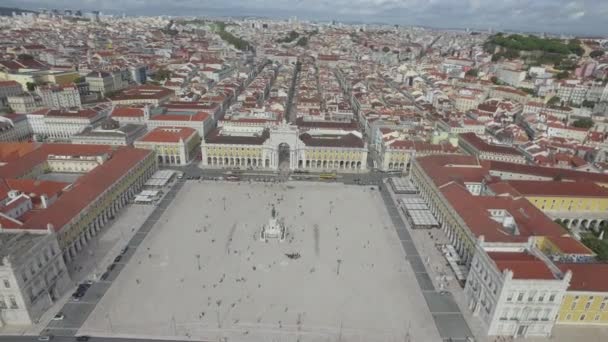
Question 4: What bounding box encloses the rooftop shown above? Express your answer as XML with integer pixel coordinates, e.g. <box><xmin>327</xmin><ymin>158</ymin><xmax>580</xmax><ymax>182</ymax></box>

<box><xmin>138</xmin><ymin>127</ymin><xmax>197</xmax><ymax>143</ymax></box>
<box><xmin>557</xmin><ymin>263</ymin><xmax>608</xmax><ymax>292</ymax></box>
<box><xmin>488</xmin><ymin>251</ymin><xmax>557</xmax><ymax>280</ymax></box>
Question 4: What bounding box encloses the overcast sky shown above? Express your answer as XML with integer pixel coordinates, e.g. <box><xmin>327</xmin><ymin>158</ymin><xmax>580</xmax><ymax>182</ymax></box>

<box><xmin>4</xmin><ymin>0</ymin><xmax>608</xmax><ymax>35</ymax></box>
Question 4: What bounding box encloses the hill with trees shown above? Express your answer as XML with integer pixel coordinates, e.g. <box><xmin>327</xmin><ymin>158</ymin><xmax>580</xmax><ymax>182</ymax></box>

<box><xmin>484</xmin><ymin>33</ymin><xmax>583</xmax><ymax>68</ymax></box>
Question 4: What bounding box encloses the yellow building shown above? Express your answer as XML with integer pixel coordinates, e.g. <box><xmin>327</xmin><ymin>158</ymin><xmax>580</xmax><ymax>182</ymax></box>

<box><xmin>556</xmin><ymin>263</ymin><xmax>608</xmax><ymax>325</ymax></box>
<box><xmin>533</xmin><ymin>236</ymin><xmax>595</xmax><ymax>262</ymax></box>
<box><xmin>488</xmin><ymin>180</ymin><xmax>608</xmax><ymax>230</ymax></box>
<box><xmin>135</xmin><ymin>127</ymin><xmax>201</xmax><ymax>166</ymax></box>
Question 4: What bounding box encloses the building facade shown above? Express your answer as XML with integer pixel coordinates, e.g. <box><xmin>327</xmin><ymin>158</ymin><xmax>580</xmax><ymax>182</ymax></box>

<box><xmin>36</xmin><ymin>85</ymin><xmax>81</xmax><ymax>109</ymax></box>
<box><xmin>465</xmin><ymin>241</ymin><xmax>571</xmax><ymax>338</ymax></box>
<box><xmin>0</xmin><ymin>231</ymin><xmax>71</xmax><ymax>326</ymax></box>
<box><xmin>135</xmin><ymin>127</ymin><xmax>201</xmax><ymax>166</ymax></box>
<box><xmin>202</xmin><ymin>123</ymin><xmax>368</xmax><ymax>172</ymax></box>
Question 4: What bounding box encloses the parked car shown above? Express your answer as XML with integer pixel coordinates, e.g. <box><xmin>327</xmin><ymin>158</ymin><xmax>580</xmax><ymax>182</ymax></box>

<box><xmin>52</xmin><ymin>313</ymin><xmax>64</xmax><ymax>321</ymax></box>
<box><xmin>120</xmin><ymin>246</ymin><xmax>129</xmax><ymax>255</ymax></box>
<box><xmin>100</xmin><ymin>271</ymin><xmax>110</xmax><ymax>281</ymax></box>
<box><xmin>107</xmin><ymin>263</ymin><xmax>116</xmax><ymax>271</ymax></box>
<box><xmin>37</xmin><ymin>335</ymin><xmax>53</xmax><ymax>341</ymax></box>
<box><xmin>75</xmin><ymin>336</ymin><xmax>90</xmax><ymax>341</ymax></box>
<box><xmin>114</xmin><ymin>255</ymin><xmax>122</xmax><ymax>263</ymax></box>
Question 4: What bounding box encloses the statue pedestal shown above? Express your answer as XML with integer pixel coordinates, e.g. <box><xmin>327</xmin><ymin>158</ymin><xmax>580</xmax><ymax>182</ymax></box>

<box><xmin>260</xmin><ymin>217</ymin><xmax>286</xmax><ymax>242</ymax></box>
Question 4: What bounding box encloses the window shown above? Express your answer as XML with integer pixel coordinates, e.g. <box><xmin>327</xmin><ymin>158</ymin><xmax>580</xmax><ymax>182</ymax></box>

<box><xmin>571</xmin><ymin>301</ymin><xmax>578</xmax><ymax>310</ymax></box>
<box><xmin>595</xmin><ymin>314</ymin><xmax>601</xmax><ymax>321</ymax></box>
<box><xmin>9</xmin><ymin>295</ymin><xmax>18</xmax><ymax>309</ymax></box>
<box><xmin>511</xmin><ymin>308</ymin><xmax>520</xmax><ymax>320</ymax></box>
<box><xmin>549</xmin><ymin>293</ymin><xmax>556</xmax><ymax>302</ymax></box>
<box><xmin>517</xmin><ymin>292</ymin><xmax>524</xmax><ymax>302</ymax></box>
<box><xmin>21</xmin><ymin>272</ymin><xmax>28</xmax><ymax>283</ymax></box>
<box><xmin>580</xmin><ymin>314</ymin><xmax>586</xmax><ymax>321</ymax></box>
<box><xmin>566</xmin><ymin>313</ymin><xmax>572</xmax><ymax>320</ymax></box>
<box><xmin>506</xmin><ymin>292</ymin><xmax>514</xmax><ymax>301</ymax></box>
<box><xmin>528</xmin><ymin>291</ymin><xmax>536</xmax><ymax>302</ymax></box>
<box><xmin>601</xmin><ymin>302</ymin><xmax>607</xmax><ymax>311</ymax></box>
<box><xmin>2</xmin><ymin>279</ymin><xmax>9</xmax><ymax>288</ymax></box>
<box><xmin>0</xmin><ymin>296</ymin><xmax>6</xmax><ymax>308</ymax></box>
<box><xmin>585</xmin><ymin>302</ymin><xmax>591</xmax><ymax>310</ymax></box>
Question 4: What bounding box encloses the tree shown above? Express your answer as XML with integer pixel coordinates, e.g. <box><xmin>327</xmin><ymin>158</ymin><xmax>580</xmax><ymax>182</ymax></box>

<box><xmin>465</xmin><ymin>69</ymin><xmax>478</xmax><ymax>77</ymax></box>
<box><xmin>547</xmin><ymin>96</ymin><xmax>561</xmax><ymax>106</ymax></box>
<box><xmin>555</xmin><ymin>71</ymin><xmax>569</xmax><ymax>80</ymax></box>
<box><xmin>490</xmin><ymin>76</ymin><xmax>499</xmax><ymax>84</ymax></box>
<box><xmin>572</xmin><ymin>117</ymin><xmax>594</xmax><ymax>129</ymax></box>
<box><xmin>296</xmin><ymin>37</ymin><xmax>308</xmax><ymax>47</ymax></box>
<box><xmin>581</xmin><ymin>235</ymin><xmax>608</xmax><ymax>261</ymax></box>
<box><xmin>582</xmin><ymin>100</ymin><xmax>596</xmax><ymax>108</ymax></box>
<box><xmin>382</xmin><ymin>46</ymin><xmax>390</xmax><ymax>53</ymax></box>
<box><xmin>26</xmin><ymin>82</ymin><xmax>36</xmax><ymax>91</ymax></box>
<box><xmin>590</xmin><ymin>50</ymin><xmax>605</xmax><ymax>59</ymax></box>
<box><xmin>153</xmin><ymin>69</ymin><xmax>171</xmax><ymax>81</ymax></box>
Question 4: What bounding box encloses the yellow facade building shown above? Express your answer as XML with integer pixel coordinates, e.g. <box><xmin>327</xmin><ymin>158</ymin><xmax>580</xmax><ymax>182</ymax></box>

<box><xmin>556</xmin><ymin>263</ymin><xmax>608</xmax><ymax>325</ymax></box>
<box><xmin>488</xmin><ymin>180</ymin><xmax>608</xmax><ymax>230</ymax></box>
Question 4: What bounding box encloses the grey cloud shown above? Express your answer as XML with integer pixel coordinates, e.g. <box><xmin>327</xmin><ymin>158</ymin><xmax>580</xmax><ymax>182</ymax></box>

<box><xmin>4</xmin><ymin>0</ymin><xmax>608</xmax><ymax>35</ymax></box>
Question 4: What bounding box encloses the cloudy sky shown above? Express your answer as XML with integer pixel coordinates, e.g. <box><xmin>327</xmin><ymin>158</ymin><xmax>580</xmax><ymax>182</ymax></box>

<box><xmin>4</xmin><ymin>0</ymin><xmax>608</xmax><ymax>35</ymax></box>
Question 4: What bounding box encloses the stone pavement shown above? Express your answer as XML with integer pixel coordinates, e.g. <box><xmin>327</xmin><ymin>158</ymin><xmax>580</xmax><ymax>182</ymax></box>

<box><xmin>380</xmin><ymin>179</ymin><xmax>476</xmax><ymax>342</ymax></box>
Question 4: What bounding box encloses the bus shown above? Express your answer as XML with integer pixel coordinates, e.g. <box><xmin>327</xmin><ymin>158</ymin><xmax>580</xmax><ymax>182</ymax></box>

<box><xmin>319</xmin><ymin>173</ymin><xmax>337</xmax><ymax>180</ymax></box>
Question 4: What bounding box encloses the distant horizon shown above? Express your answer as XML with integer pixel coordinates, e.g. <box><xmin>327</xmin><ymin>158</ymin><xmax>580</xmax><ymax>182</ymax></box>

<box><xmin>2</xmin><ymin>0</ymin><xmax>608</xmax><ymax>37</ymax></box>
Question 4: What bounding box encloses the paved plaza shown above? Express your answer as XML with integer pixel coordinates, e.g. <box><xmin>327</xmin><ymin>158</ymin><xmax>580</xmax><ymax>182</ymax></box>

<box><xmin>79</xmin><ymin>181</ymin><xmax>442</xmax><ymax>342</ymax></box>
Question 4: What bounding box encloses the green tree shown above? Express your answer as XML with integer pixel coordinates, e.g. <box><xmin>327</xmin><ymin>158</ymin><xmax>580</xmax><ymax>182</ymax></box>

<box><xmin>555</xmin><ymin>71</ymin><xmax>569</xmax><ymax>80</ymax></box>
<box><xmin>581</xmin><ymin>235</ymin><xmax>608</xmax><ymax>261</ymax></box>
<box><xmin>296</xmin><ymin>37</ymin><xmax>308</xmax><ymax>47</ymax></box>
<box><xmin>572</xmin><ymin>117</ymin><xmax>594</xmax><ymax>129</ymax></box>
<box><xmin>382</xmin><ymin>46</ymin><xmax>390</xmax><ymax>53</ymax></box>
<box><xmin>582</xmin><ymin>100</ymin><xmax>596</xmax><ymax>108</ymax></box>
<box><xmin>547</xmin><ymin>96</ymin><xmax>561</xmax><ymax>106</ymax></box>
<box><xmin>153</xmin><ymin>69</ymin><xmax>171</xmax><ymax>81</ymax></box>
<box><xmin>465</xmin><ymin>69</ymin><xmax>478</xmax><ymax>77</ymax></box>
<box><xmin>26</xmin><ymin>82</ymin><xmax>36</xmax><ymax>91</ymax></box>
<box><xmin>590</xmin><ymin>50</ymin><xmax>605</xmax><ymax>59</ymax></box>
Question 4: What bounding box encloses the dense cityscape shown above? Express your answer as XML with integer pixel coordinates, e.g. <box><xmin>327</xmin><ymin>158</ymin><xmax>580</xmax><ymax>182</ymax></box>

<box><xmin>0</xmin><ymin>3</ymin><xmax>608</xmax><ymax>342</ymax></box>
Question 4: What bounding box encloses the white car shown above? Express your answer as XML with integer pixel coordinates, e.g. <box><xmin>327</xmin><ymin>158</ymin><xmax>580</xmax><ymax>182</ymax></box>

<box><xmin>52</xmin><ymin>313</ymin><xmax>64</xmax><ymax>321</ymax></box>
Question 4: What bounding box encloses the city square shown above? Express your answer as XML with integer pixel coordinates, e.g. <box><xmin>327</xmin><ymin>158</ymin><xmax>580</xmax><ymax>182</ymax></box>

<box><xmin>79</xmin><ymin>180</ymin><xmax>442</xmax><ymax>342</ymax></box>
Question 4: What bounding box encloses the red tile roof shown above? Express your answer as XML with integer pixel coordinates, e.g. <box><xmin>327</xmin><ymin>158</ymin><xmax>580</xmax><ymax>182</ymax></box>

<box><xmin>557</xmin><ymin>263</ymin><xmax>608</xmax><ymax>292</ymax></box>
<box><xmin>460</xmin><ymin>133</ymin><xmax>524</xmax><ymax>156</ymax></box>
<box><xmin>489</xmin><ymin>252</ymin><xmax>556</xmax><ymax>280</ymax></box>
<box><xmin>23</xmin><ymin>147</ymin><xmax>152</xmax><ymax>230</ymax></box>
<box><xmin>546</xmin><ymin>236</ymin><xmax>594</xmax><ymax>255</ymax></box>
<box><xmin>111</xmin><ymin>106</ymin><xmax>146</xmax><ymax>118</ymax></box>
<box><xmin>489</xmin><ymin>161</ymin><xmax>608</xmax><ymax>185</ymax></box>
<box><xmin>0</xmin><ymin>144</ymin><xmax>112</xmax><ymax>179</ymax></box>
<box><xmin>417</xmin><ymin>155</ymin><xmax>568</xmax><ymax>243</ymax></box>
<box><xmin>150</xmin><ymin>111</ymin><xmax>210</xmax><ymax>122</ymax></box>
<box><xmin>499</xmin><ymin>180</ymin><xmax>608</xmax><ymax>198</ymax></box>
<box><xmin>138</xmin><ymin>127</ymin><xmax>197</xmax><ymax>143</ymax></box>
<box><xmin>0</xmin><ymin>143</ymin><xmax>39</xmax><ymax>163</ymax></box>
